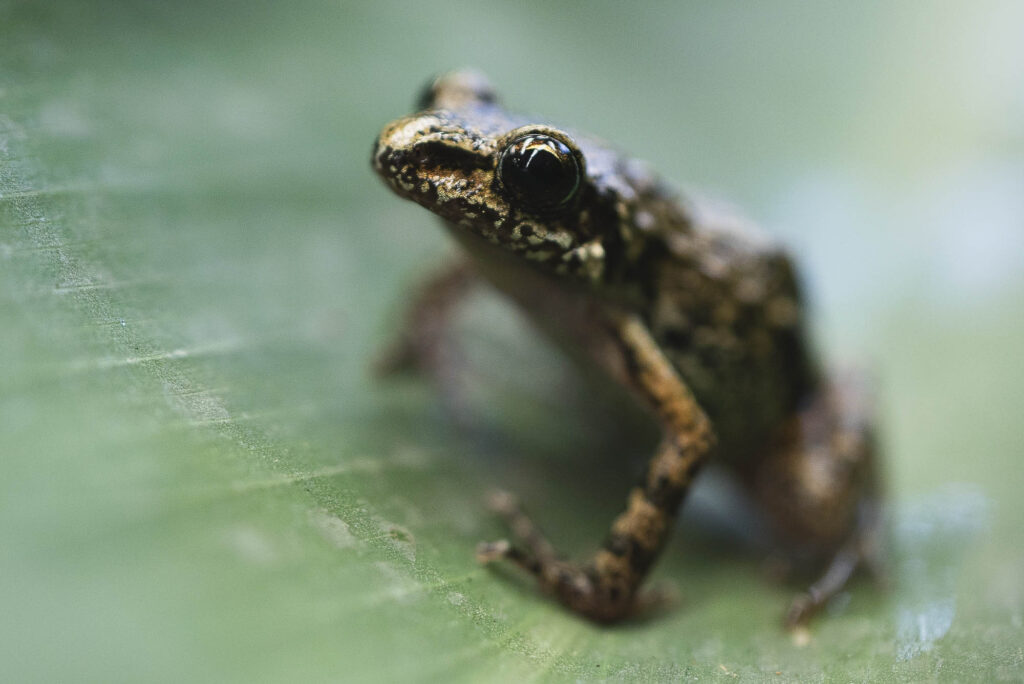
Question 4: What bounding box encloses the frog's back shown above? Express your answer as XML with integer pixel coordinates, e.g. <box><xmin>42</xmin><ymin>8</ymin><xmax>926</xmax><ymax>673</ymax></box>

<box><xmin>642</xmin><ymin>199</ymin><xmax>818</xmax><ymax>461</ymax></box>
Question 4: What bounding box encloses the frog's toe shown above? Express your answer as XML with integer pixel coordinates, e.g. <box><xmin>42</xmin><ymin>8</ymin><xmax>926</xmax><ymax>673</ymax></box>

<box><xmin>475</xmin><ymin>539</ymin><xmax>512</xmax><ymax>564</ymax></box>
<box><xmin>483</xmin><ymin>491</ymin><xmax>558</xmax><ymax>562</ymax></box>
<box><xmin>784</xmin><ymin>592</ymin><xmax>817</xmax><ymax>629</ymax></box>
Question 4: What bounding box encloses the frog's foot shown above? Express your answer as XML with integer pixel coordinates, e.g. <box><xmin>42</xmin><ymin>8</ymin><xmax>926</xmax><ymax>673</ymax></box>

<box><xmin>479</xmin><ymin>525</ymin><xmax>682</xmax><ymax>624</ymax></box>
<box><xmin>476</xmin><ymin>452</ymin><xmax>702</xmax><ymax>623</ymax></box>
<box><xmin>753</xmin><ymin>370</ymin><xmax>886</xmax><ymax>628</ymax></box>
<box><xmin>478</xmin><ymin>489</ymin><xmax>641</xmax><ymax>622</ymax></box>
<box><xmin>784</xmin><ymin>497</ymin><xmax>886</xmax><ymax>628</ymax></box>
<box><xmin>476</xmin><ymin>533</ymin><xmax>637</xmax><ymax>622</ymax></box>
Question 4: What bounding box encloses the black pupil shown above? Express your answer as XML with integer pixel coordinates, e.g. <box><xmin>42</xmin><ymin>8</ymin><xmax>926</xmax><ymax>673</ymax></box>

<box><xmin>499</xmin><ymin>135</ymin><xmax>579</xmax><ymax>210</ymax></box>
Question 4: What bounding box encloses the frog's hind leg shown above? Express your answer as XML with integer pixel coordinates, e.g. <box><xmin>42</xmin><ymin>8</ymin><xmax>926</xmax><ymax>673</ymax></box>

<box><xmin>783</xmin><ymin>497</ymin><xmax>884</xmax><ymax>627</ymax></box>
<box><xmin>751</xmin><ymin>371</ymin><xmax>885</xmax><ymax>627</ymax></box>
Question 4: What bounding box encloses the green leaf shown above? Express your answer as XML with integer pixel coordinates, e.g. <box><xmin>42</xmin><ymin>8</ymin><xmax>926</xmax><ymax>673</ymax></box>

<box><xmin>2</xmin><ymin>2</ymin><xmax>1022</xmax><ymax>681</ymax></box>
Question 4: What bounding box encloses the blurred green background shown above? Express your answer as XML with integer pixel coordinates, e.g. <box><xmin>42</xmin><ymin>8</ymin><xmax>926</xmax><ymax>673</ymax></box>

<box><xmin>2</xmin><ymin>1</ymin><xmax>1022</xmax><ymax>681</ymax></box>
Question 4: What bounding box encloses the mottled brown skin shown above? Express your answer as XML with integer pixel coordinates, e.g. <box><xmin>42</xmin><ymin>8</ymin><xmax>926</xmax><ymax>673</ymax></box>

<box><xmin>372</xmin><ymin>70</ymin><xmax>883</xmax><ymax>625</ymax></box>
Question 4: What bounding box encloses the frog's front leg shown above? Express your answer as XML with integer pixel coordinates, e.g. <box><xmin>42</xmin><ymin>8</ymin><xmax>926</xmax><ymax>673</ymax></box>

<box><xmin>376</xmin><ymin>259</ymin><xmax>478</xmax><ymax>417</ymax></box>
<box><xmin>477</xmin><ymin>313</ymin><xmax>715</xmax><ymax>622</ymax></box>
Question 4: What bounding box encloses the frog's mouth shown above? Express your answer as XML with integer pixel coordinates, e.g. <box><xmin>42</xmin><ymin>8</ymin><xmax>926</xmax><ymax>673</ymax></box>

<box><xmin>372</xmin><ymin>115</ymin><xmax>510</xmax><ymax>235</ymax></box>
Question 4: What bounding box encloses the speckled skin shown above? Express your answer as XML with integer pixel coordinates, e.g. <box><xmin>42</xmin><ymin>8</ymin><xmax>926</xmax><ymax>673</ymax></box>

<box><xmin>372</xmin><ymin>71</ymin><xmax>883</xmax><ymax>625</ymax></box>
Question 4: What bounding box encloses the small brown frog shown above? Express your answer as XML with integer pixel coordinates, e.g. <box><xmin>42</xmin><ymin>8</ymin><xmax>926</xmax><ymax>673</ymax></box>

<box><xmin>371</xmin><ymin>70</ymin><xmax>883</xmax><ymax>626</ymax></box>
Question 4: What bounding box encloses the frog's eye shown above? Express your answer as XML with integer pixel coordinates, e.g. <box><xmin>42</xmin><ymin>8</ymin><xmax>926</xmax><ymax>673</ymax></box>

<box><xmin>498</xmin><ymin>133</ymin><xmax>581</xmax><ymax>211</ymax></box>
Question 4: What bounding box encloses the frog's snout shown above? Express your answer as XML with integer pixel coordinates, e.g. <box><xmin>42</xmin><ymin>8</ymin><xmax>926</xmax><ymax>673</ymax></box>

<box><xmin>372</xmin><ymin>113</ymin><xmax>492</xmax><ymax>201</ymax></box>
<box><xmin>371</xmin><ymin>121</ymin><xmax>420</xmax><ymax>198</ymax></box>
<box><xmin>371</xmin><ymin>116</ymin><xmax>431</xmax><ymax>185</ymax></box>
<box><xmin>371</xmin><ymin>126</ymin><xmax>407</xmax><ymax>194</ymax></box>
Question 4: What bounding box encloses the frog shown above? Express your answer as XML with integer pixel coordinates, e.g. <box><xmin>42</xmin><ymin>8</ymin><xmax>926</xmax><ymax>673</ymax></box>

<box><xmin>370</xmin><ymin>70</ymin><xmax>884</xmax><ymax>626</ymax></box>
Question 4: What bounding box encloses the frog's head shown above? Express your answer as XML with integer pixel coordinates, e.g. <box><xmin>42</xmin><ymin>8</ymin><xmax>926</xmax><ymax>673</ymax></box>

<box><xmin>372</xmin><ymin>70</ymin><xmax>609</xmax><ymax>281</ymax></box>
